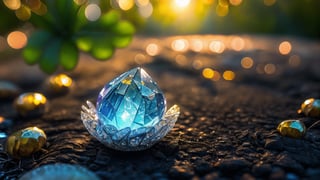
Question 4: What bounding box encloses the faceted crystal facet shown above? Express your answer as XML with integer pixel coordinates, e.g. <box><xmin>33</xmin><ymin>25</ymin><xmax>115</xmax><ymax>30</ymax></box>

<box><xmin>81</xmin><ymin>67</ymin><xmax>180</xmax><ymax>151</ymax></box>
<box><xmin>96</xmin><ymin>67</ymin><xmax>166</xmax><ymax>131</ymax></box>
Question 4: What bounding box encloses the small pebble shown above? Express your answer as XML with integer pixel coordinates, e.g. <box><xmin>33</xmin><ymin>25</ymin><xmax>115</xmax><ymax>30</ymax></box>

<box><xmin>47</xmin><ymin>74</ymin><xmax>73</xmax><ymax>94</ymax></box>
<box><xmin>299</xmin><ymin>98</ymin><xmax>320</xmax><ymax>117</ymax></box>
<box><xmin>14</xmin><ymin>92</ymin><xmax>48</xmax><ymax>117</ymax></box>
<box><xmin>277</xmin><ymin>120</ymin><xmax>306</xmax><ymax>138</ymax></box>
<box><xmin>6</xmin><ymin>127</ymin><xmax>47</xmax><ymax>159</ymax></box>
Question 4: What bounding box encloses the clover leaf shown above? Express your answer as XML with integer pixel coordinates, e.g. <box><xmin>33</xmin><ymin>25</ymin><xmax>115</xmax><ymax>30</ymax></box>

<box><xmin>23</xmin><ymin>0</ymin><xmax>135</xmax><ymax>73</ymax></box>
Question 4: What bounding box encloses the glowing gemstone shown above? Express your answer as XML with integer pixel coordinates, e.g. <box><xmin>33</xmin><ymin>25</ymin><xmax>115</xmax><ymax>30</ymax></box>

<box><xmin>299</xmin><ymin>98</ymin><xmax>320</xmax><ymax>117</ymax></box>
<box><xmin>48</xmin><ymin>74</ymin><xmax>73</xmax><ymax>94</ymax></box>
<box><xmin>81</xmin><ymin>67</ymin><xmax>180</xmax><ymax>151</ymax></box>
<box><xmin>96</xmin><ymin>67</ymin><xmax>166</xmax><ymax>131</ymax></box>
<box><xmin>14</xmin><ymin>92</ymin><xmax>48</xmax><ymax>117</ymax></box>
<box><xmin>6</xmin><ymin>127</ymin><xmax>47</xmax><ymax>159</ymax></box>
<box><xmin>19</xmin><ymin>163</ymin><xmax>100</xmax><ymax>180</ymax></box>
<box><xmin>277</xmin><ymin>120</ymin><xmax>306</xmax><ymax>138</ymax></box>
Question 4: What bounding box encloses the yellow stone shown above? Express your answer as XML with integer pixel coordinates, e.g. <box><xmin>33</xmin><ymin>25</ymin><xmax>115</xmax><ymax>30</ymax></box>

<box><xmin>6</xmin><ymin>127</ymin><xmax>47</xmax><ymax>159</ymax></box>
<box><xmin>277</xmin><ymin>120</ymin><xmax>306</xmax><ymax>138</ymax></box>
<box><xmin>14</xmin><ymin>92</ymin><xmax>48</xmax><ymax>117</ymax></box>
<box><xmin>300</xmin><ymin>98</ymin><xmax>320</xmax><ymax>117</ymax></box>
<box><xmin>48</xmin><ymin>74</ymin><xmax>73</xmax><ymax>94</ymax></box>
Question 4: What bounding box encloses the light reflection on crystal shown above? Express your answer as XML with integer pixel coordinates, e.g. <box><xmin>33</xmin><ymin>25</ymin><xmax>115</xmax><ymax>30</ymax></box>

<box><xmin>82</xmin><ymin>68</ymin><xmax>179</xmax><ymax>151</ymax></box>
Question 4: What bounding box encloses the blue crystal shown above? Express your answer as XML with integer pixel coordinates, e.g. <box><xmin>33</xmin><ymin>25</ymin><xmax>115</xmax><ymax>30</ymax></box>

<box><xmin>96</xmin><ymin>67</ymin><xmax>166</xmax><ymax>131</ymax></box>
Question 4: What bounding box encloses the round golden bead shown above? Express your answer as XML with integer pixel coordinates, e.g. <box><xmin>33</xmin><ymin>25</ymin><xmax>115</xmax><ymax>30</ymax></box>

<box><xmin>277</xmin><ymin>119</ymin><xmax>306</xmax><ymax>138</ymax></box>
<box><xmin>14</xmin><ymin>92</ymin><xmax>48</xmax><ymax>117</ymax></box>
<box><xmin>299</xmin><ymin>98</ymin><xmax>320</xmax><ymax>117</ymax></box>
<box><xmin>48</xmin><ymin>74</ymin><xmax>73</xmax><ymax>94</ymax></box>
<box><xmin>6</xmin><ymin>127</ymin><xmax>47</xmax><ymax>159</ymax></box>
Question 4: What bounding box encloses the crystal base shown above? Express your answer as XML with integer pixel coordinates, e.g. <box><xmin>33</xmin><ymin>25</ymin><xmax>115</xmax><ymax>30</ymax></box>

<box><xmin>81</xmin><ymin>101</ymin><xmax>180</xmax><ymax>151</ymax></box>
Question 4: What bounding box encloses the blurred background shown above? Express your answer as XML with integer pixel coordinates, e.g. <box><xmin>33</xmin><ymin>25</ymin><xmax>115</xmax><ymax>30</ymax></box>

<box><xmin>1</xmin><ymin>0</ymin><xmax>320</xmax><ymax>38</ymax></box>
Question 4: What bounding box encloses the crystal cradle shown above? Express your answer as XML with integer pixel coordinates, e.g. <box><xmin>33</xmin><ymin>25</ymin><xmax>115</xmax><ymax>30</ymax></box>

<box><xmin>81</xmin><ymin>67</ymin><xmax>180</xmax><ymax>151</ymax></box>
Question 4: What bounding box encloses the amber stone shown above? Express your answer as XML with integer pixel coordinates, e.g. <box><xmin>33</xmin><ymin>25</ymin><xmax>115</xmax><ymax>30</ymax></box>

<box><xmin>6</xmin><ymin>127</ymin><xmax>46</xmax><ymax>159</ymax></box>
<box><xmin>47</xmin><ymin>74</ymin><xmax>73</xmax><ymax>94</ymax></box>
<box><xmin>14</xmin><ymin>92</ymin><xmax>48</xmax><ymax>117</ymax></box>
<box><xmin>300</xmin><ymin>98</ymin><xmax>320</xmax><ymax>117</ymax></box>
<box><xmin>277</xmin><ymin>120</ymin><xmax>306</xmax><ymax>138</ymax></box>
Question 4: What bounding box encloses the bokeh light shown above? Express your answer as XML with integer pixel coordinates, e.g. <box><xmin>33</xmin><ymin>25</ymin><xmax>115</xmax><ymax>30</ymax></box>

<box><xmin>134</xmin><ymin>53</ymin><xmax>149</xmax><ymax>64</ymax></box>
<box><xmin>223</xmin><ymin>70</ymin><xmax>235</xmax><ymax>80</ymax></box>
<box><xmin>288</xmin><ymin>55</ymin><xmax>301</xmax><ymax>67</ymax></box>
<box><xmin>119</xmin><ymin>0</ymin><xmax>135</xmax><ymax>11</ymax></box>
<box><xmin>229</xmin><ymin>0</ymin><xmax>242</xmax><ymax>6</ymax></box>
<box><xmin>138</xmin><ymin>2</ymin><xmax>153</xmax><ymax>18</ymax></box>
<box><xmin>146</xmin><ymin>43</ymin><xmax>160</xmax><ymax>56</ymax></box>
<box><xmin>174</xmin><ymin>0</ymin><xmax>191</xmax><ymax>8</ymax></box>
<box><xmin>190</xmin><ymin>39</ymin><xmax>204</xmax><ymax>52</ymax></box>
<box><xmin>192</xmin><ymin>59</ymin><xmax>203</xmax><ymax>70</ymax></box>
<box><xmin>85</xmin><ymin>4</ymin><xmax>101</xmax><ymax>21</ymax></box>
<box><xmin>209</xmin><ymin>40</ymin><xmax>225</xmax><ymax>53</ymax></box>
<box><xmin>171</xmin><ymin>39</ymin><xmax>189</xmax><ymax>52</ymax></box>
<box><xmin>7</xmin><ymin>31</ymin><xmax>27</xmax><ymax>49</ymax></box>
<box><xmin>175</xmin><ymin>54</ymin><xmax>188</xmax><ymax>66</ymax></box>
<box><xmin>202</xmin><ymin>68</ymin><xmax>214</xmax><ymax>79</ymax></box>
<box><xmin>279</xmin><ymin>41</ymin><xmax>292</xmax><ymax>55</ymax></box>
<box><xmin>264</xmin><ymin>63</ymin><xmax>276</xmax><ymax>74</ymax></box>
<box><xmin>241</xmin><ymin>57</ymin><xmax>254</xmax><ymax>69</ymax></box>
<box><xmin>231</xmin><ymin>37</ymin><xmax>245</xmax><ymax>51</ymax></box>
<box><xmin>136</xmin><ymin>0</ymin><xmax>150</xmax><ymax>7</ymax></box>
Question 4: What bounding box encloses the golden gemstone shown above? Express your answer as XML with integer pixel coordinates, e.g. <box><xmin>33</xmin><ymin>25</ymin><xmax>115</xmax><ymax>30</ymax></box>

<box><xmin>6</xmin><ymin>127</ymin><xmax>47</xmax><ymax>159</ymax></box>
<box><xmin>277</xmin><ymin>120</ymin><xmax>306</xmax><ymax>138</ymax></box>
<box><xmin>48</xmin><ymin>74</ymin><xmax>73</xmax><ymax>94</ymax></box>
<box><xmin>299</xmin><ymin>98</ymin><xmax>320</xmax><ymax>117</ymax></box>
<box><xmin>14</xmin><ymin>92</ymin><xmax>48</xmax><ymax>117</ymax></box>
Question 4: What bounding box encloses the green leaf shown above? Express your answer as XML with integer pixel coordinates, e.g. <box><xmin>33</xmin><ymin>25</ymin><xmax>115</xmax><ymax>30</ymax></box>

<box><xmin>39</xmin><ymin>38</ymin><xmax>62</xmax><ymax>74</ymax></box>
<box><xmin>76</xmin><ymin>36</ymin><xmax>93</xmax><ymax>52</ymax></box>
<box><xmin>99</xmin><ymin>10</ymin><xmax>121</xmax><ymax>28</ymax></box>
<box><xmin>112</xmin><ymin>36</ymin><xmax>133</xmax><ymax>48</ymax></box>
<box><xmin>91</xmin><ymin>43</ymin><xmax>114</xmax><ymax>60</ymax></box>
<box><xmin>23</xmin><ymin>30</ymin><xmax>53</xmax><ymax>64</ymax></box>
<box><xmin>112</xmin><ymin>21</ymin><xmax>135</xmax><ymax>36</ymax></box>
<box><xmin>60</xmin><ymin>41</ymin><xmax>79</xmax><ymax>70</ymax></box>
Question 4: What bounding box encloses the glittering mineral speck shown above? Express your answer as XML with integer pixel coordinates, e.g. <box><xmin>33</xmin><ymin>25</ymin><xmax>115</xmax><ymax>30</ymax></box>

<box><xmin>96</xmin><ymin>67</ymin><xmax>166</xmax><ymax>131</ymax></box>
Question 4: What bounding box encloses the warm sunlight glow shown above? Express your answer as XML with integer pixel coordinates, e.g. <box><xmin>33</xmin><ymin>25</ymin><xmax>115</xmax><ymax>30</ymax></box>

<box><xmin>174</xmin><ymin>0</ymin><xmax>191</xmax><ymax>8</ymax></box>
<box><xmin>119</xmin><ymin>0</ymin><xmax>134</xmax><ymax>11</ymax></box>
<box><xmin>7</xmin><ymin>31</ymin><xmax>27</xmax><ymax>49</ymax></box>
<box><xmin>279</xmin><ymin>41</ymin><xmax>292</xmax><ymax>55</ymax></box>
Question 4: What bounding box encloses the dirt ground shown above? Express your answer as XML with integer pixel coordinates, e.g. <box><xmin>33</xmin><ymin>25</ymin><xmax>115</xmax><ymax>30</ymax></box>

<box><xmin>1</xmin><ymin>35</ymin><xmax>320</xmax><ymax>179</ymax></box>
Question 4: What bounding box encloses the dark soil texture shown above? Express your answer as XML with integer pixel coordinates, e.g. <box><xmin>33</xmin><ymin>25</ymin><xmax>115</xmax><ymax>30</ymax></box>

<box><xmin>1</xmin><ymin>35</ymin><xmax>320</xmax><ymax>179</ymax></box>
